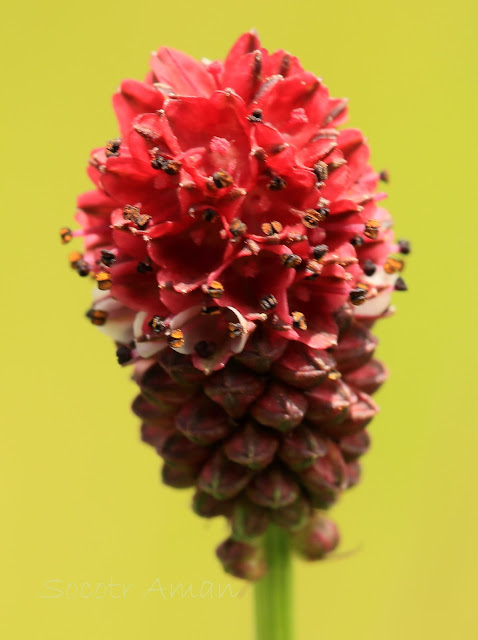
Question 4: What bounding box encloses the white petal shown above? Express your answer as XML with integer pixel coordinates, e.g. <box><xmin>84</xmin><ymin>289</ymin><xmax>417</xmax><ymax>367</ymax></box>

<box><xmin>92</xmin><ymin>291</ymin><xmax>135</xmax><ymax>344</ymax></box>
<box><xmin>227</xmin><ymin>307</ymin><xmax>253</xmax><ymax>355</ymax></box>
<box><xmin>354</xmin><ymin>289</ymin><xmax>393</xmax><ymax>318</ymax></box>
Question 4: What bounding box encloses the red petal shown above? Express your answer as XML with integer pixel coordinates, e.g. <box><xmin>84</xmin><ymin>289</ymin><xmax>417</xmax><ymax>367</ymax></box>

<box><xmin>222</xmin><ymin>49</ymin><xmax>263</xmax><ymax>104</ymax></box>
<box><xmin>150</xmin><ymin>47</ymin><xmax>216</xmax><ymax>97</ymax></box>
<box><xmin>224</xmin><ymin>31</ymin><xmax>261</xmax><ymax>68</ymax></box>
<box><xmin>113</xmin><ymin>80</ymin><xmax>165</xmax><ymax>137</ymax></box>
<box><xmin>110</xmin><ymin>260</ymin><xmax>165</xmax><ymax>313</ymax></box>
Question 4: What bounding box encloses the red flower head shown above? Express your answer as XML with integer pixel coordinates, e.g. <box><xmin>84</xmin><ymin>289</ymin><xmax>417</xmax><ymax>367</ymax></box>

<box><xmin>63</xmin><ymin>31</ymin><xmax>409</xmax><ymax>580</ymax></box>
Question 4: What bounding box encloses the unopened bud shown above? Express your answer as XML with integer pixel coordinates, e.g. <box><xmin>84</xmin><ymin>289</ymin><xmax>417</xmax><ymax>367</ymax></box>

<box><xmin>305</xmin><ymin>379</ymin><xmax>353</xmax><ymax>427</ymax></box>
<box><xmin>272</xmin><ymin>344</ymin><xmax>335</xmax><ymax>389</ymax></box>
<box><xmin>343</xmin><ymin>359</ymin><xmax>387</xmax><ymax>395</ymax></box>
<box><xmin>339</xmin><ymin>430</ymin><xmax>371</xmax><ymax>461</ymax></box>
<box><xmin>293</xmin><ymin>513</ymin><xmax>340</xmax><ymax>559</ymax></box>
<box><xmin>198</xmin><ymin>450</ymin><xmax>252</xmax><ymax>500</ymax></box>
<box><xmin>272</xmin><ymin>496</ymin><xmax>312</xmax><ymax>533</ymax></box>
<box><xmin>140</xmin><ymin>363</ymin><xmax>196</xmax><ymax>406</ymax></box>
<box><xmin>175</xmin><ymin>395</ymin><xmax>232</xmax><ymax>445</ymax></box>
<box><xmin>251</xmin><ymin>382</ymin><xmax>307</xmax><ymax>431</ymax></box>
<box><xmin>140</xmin><ymin>422</ymin><xmax>174</xmax><ymax>450</ymax></box>
<box><xmin>247</xmin><ymin>466</ymin><xmax>299</xmax><ymax>509</ymax></box>
<box><xmin>132</xmin><ymin>393</ymin><xmax>175</xmax><ymax>421</ymax></box>
<box><xmin>321</xmin><ymin>392</ymin><xmax>377</xmax><ymax>438</ymax></box>
<box><xmin>231</xmin><ymin>500</ymin><xmax>269</xmax><ymax>542</ymax></box>
<box><xmin>162</xmin><ymin>463</ymin><xmax>199</xmax><ymax>488</ymax></box>
<box><xmin>331</xmin><ymin>322</ymin><xmax>377</xmax><ymax>372</ymax></box>
<box><xmin>216</xmin><ymin>538</ymin><xmax>266</xmax><ymax>581</ymax></box>
<box><xmin>192</xmin><ymin>490</ymin><xmax>233</xmax><ymax>518</ymax></box>
<box><xmin>234</xmin><ymin>326</ymin><xmax>288</xmax><ymax>373</ymax></box>
<box><xmin>159</xmin><ymin>432</ymin><xmax>209</xmax><ymax>468</ymax></box>
<box><xmin>224</xmin><ymin>421</ymin><xmax>278</xmax><ymax>470</ymax></box>
<box><xmin>299</xmin><ymin>441</ymin><xmax>347</xmax><ymax>508</ymax></box>
<box><xmin>204</xmin><ymin>362</ymin><xmax>266</xmax><ymax>418</ymax></box>
<box><xmin>345</xmin><ymin>460</ymin><xmax>361</xmax><ymax>488</ymax></box>
<box><xmin>279</xmin><ymin>426</ymin><xmax>328</xmax><ymax>471</ymax></box>
<box><xmin>157</xmin><ymin>349</ymin><xmax>206</xmax><ymax>385</ymax></box>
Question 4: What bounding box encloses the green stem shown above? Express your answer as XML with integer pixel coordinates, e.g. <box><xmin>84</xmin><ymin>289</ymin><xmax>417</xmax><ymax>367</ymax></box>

<box><xmin>254</xmin><ymin>525</ymin><xmax>293</xmax><ymax>640</ymax></box>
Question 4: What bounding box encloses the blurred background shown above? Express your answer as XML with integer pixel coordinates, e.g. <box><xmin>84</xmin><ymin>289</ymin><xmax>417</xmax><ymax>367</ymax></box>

<box><xmin>0</xmin><ymin>0</ymin><xmax>477</xmax><ymax>637</ymax></box>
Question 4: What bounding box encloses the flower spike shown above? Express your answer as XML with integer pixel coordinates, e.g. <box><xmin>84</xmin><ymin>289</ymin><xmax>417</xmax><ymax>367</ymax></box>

<box><xmin>64</xmin><ymin>32</ymin><xmax>408</xmax><ymax>581</ymax></box>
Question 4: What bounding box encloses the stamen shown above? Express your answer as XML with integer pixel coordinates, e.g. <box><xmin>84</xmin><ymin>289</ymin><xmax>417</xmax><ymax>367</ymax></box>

<box><xmin>281</xmin><ymin>253</ymin><xmax>302</xmax><ymax>268</ymax></box>
<box><xmin>302</xmin><ymin>208</ymin><xmax>329</xmax><ymax>229</ymax></box>
<box><xmin>123</xmin><ymin>205</ymin><xmax>151</xmax><ymax>230</ymax></box>
<box><xmin>379</xmin><ymin>169</ymin><xmax>390</xmax><ymax>183</ymax></box>
<box><xmin>398</xmin><ymin>239</ymin><xmax>411</xmax><ymax>255</ymax></box>
<box><xmin>96</xmin><ymin>271</ymin><xmax>112</xmax><ymax>290</ymax></box>
<box><xmin>363</xmin><ymin>259</ymin><xmax>376</xmax><ymax>276</ymax></box>
<box><xmin>328</xmin><ymin>158</ymin><xmax>347</xmax><ymax>171</ymax></box>
<box><xmin>313</xmin><ymin>244</ymin><xmax>328</xmax><ymax>260</ymax></box>
<box><xmin>260</xmin><ymin>294</ymin><xmax>278</xmax><ymax>311</ymax></box>
<box><xmin>252</xmin><ymin>147</ymin><xmax>267</xmax><ymax>161</ymax></box>
<box><xmin>305</xmin><ymin>260</ymin><xmax>322</xmax><ymax>280</ymax></box>
<box><xmin>253</xmin><ymin>50</ymin><xmax>262</xmax><ymax>76</ymax></box>
<box><xmin>202</xmin><ymin>208</ymin><xmax>218</xmax><ymax>222</ymax></box>
<box><xmin>364</xmin><ymin>219</ymin><xmax>381</xmax><ymax>240</ymax></box>
<box><xmin>100</xmin><ymin>250</ymin><xmax>116</xmax><ymax>267</ymax></box>
<box><xmin>322</xmin><ymin>99</ymin><xmax>348</xmax><ymax>127</ymax></box>
<box><xmin>60</xmin><ymin>227</ymin><xmax>73</xmax><ymax>244</ymax></box>
<box><xmin>291</xmin><ymin>311</ymin><xmax>307</xmax><ymax>330</ymax></box>
<box><xmin>395</xmin><ymin>277</ymin><xmax>408</xmax><ymax>291</ymax></box>
<box><xmin>229</xmin><ymin>218</ymin><xmax>247</xmax><ymax>237</ymax></box>
<box><xmin>278</xmin><ymin>53</ymin><xmax>290</xmax><ymax>77</ymax></box>
<box><xmin>384</xmin><ymin>257</ymin><xmax>404</xmax><ymax>274</ymax></box>
<box><xmin>212</xmin><ymin>170</ymin><xmax>234</xmax><ymax>189</ymax></box>
<box><xmin>169</xmin><ymin>329</ymin><xmax>185</xmax><ymax>349</ymax></box>
<box><xmin>137</xmin><ymin>261</ymin><xmax>153</xmax><ymax>273</ymax></box>
<box><xmin>349</xmin><ymin>288</ymin><xmax>367</xmax><ymax>305</ymax></box>
<box><xmin>148</xmin><ymin>316</ymin><xmax>167</xmax><ymax>334</ymax></box>
<box><xmin>105</xmin><ymin>138</ymin><xmax>121</xmax><ymax>158</ymax></box>
<box><xmin>248</xmin><ymin>108</ymin><xmax>263</xmax><ymax>123</ymax></box>
<box><xmin>350</xmin><ymin>235</ymin><xmax>364</xmax><ymax>247</ymax></box>
<box><xmin>313</xmin><ymin>160</ymin><xmax>329</xmax><ymax>183</ymax></box>
<box><xmin>328</xmin><ymin>370</ymin><xmax>342</xmax><ymax>381</ymax></box>
<box><xmin>267</xmin><ymin>176</ymin><xmax>286</xmax><ymax>191</ymax></box>
<box><xmin>151</xmin><ymin>155</ymin><xmax>182</xmax><ymax>175</ymax></box>
<box><xmin>285</xmin><ymin>234</ymin><xmax>307</xmax><ymax>245</ymax></box>
<box><xmin>151</xmin><ymin>155</ymin><xmax>166</xmax><ymax>170</ymax></box>
<box><xmin>68</xmin><ymin>251</ymin><xmax>83</xmax><ymax>268</ymax></box>
<box><xmin>228</xmin><ymin>322</ymin><xmax>244</xmax><ymax>338</ymax></box>
<box><xmin>261</xmin><ymin>221</ymin><xmax>283</xmax><ymax>236</ymax></box>
<box><xmin>204</xmin><ymin>281</ymin><xmax>225</xmax><ymax>298</ymax></box>
<box><xmin>194</xmin><ymin>340</ymin><xmax>217</xmax><ymax>358</ymax></box>
<box><xmin>245</xmin><ymin>238</ymin><xmax>260</xmax><ymax>254</ymax></box>
<box><xmin>86</xmin><ymin>308</ymin><xmax>108</xmax><ymax>326</ymax></box>
<box><xmin>135</xmin><ymin>125</ymin><xmax>161</xmax><ymax>143</ymax></box>
<box><xmin>201</xmin><ymin>305</ymin><xmax>222</xmax><ymax>316</ymax></box>
<box><xmin>76</xmin><ymin>260</ymin><xmax>91</xmax><ymax>277</ymax></box>
<box><xmin>162</xmin><ymin>159</ymin><xmax>182</xmax><ymax>175</ymax></box>
<box><xmin>116</xmin><ymin>344</ymin><xmax>132</xmax><ymax>364</ymax></box>
<box><xmin>270</xmin><ymin>143</ymin><xmax>288</xmax><ymax>155</ymax></box>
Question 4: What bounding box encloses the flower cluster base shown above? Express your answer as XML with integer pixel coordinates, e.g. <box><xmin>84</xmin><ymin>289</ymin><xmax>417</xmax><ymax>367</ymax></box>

<box><xmin>134</xmin><ymin>310</ymin><xmax>383</xmax><ymax>579</ymax></box>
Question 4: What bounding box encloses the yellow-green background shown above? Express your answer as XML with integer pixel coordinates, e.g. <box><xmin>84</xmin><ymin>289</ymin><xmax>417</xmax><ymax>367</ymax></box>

<box><xmin>1</xmin><ymin>0</ymin><xmax>476</xmax><ymax>637</ymax></box>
